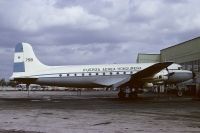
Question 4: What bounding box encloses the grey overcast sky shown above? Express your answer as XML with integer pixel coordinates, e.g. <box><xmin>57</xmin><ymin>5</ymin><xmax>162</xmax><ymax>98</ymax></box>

<box><xmin>0</xmin><ymin>0</ymin><xmax>200</xmax><ymax>79</ymax></box>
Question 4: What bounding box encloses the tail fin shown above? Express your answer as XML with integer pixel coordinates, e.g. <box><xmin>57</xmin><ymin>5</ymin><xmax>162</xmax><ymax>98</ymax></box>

<box><xmin>12</xmin><ymin>42</ymin><xmax>48</xmax><ymax>77</ymax></box>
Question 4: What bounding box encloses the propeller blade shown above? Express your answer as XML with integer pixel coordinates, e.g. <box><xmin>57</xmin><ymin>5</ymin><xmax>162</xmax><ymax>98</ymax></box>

<box><xmin>192</xmin><ymin>71</ymin><xmax>196</xmax><ymax>79</ymax></box>
<box><xmin>168</xmin><ymin>72</ymin><xmax>175</xmax><ymax>77</ymax></box>
<box><xmin>164</xmin><ymin>72</ymin><xmax>175</xmax><ymax>77</ymax></box>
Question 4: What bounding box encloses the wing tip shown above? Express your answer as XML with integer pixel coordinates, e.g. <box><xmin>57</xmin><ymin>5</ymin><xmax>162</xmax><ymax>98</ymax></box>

<box><xmin>161</xmin><ymin>61</ymin><xmax>174</xmax><ymax>68</ymax></box>
<box><xmin>164</xmin><ymin>61</ymin><xmax>174</xmax><ymax>65</ymax></box>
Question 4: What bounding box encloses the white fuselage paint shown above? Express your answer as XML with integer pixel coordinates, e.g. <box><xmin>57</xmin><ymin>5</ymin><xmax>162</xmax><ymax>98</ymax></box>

<box><xmin>21</xmin><ymin>63</ymin><xmax>192</xmax><ymax>88</ymax></box>
<box><xmin>22</xmin><ymin>63</ymin><xmax>150</xmax><ymax>87</ymax></box>
<box><xmin>10</xmin><ymin>43</ymin><xmax>193</xmax><ymax>88</ymax></box>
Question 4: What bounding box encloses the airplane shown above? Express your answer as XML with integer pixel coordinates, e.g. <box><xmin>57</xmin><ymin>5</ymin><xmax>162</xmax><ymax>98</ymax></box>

<box><xmin>10</xmin><ymin>42</ymin><xmax>194</xmax><ymax>99</ymax></box>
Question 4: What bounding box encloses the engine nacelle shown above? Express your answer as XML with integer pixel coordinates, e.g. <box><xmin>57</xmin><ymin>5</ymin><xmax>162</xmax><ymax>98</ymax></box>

<box><xmin>143</xmin><ymin>83</ymin><xmax>154</xmax><ymax>88</ymax></box>
<box><xmin>158</xmin><ymin>75</ymin><xmax>168</xmax><ymax>81</ymax></box>
<box><xmin>153</xmin><ymin>74</ymin><xmax>168</xmax><ymax>81</ymax></box>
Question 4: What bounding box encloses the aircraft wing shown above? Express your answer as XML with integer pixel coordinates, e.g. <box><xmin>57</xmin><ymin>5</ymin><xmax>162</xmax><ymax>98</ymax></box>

<box><xmin>113</xmin><ymin>62</ymin><xmax>173</xmax><ymax>88</ymax></box>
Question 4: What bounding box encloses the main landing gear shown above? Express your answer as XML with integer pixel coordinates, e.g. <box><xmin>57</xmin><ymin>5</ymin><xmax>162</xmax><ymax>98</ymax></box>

<box><xmin>128</xmin><ymin>91</ymin><xmax>138</xmax><ymax>99</ymax></box>
<box><xmin>118</xmin><ymin>88</ymin><xmax>138</xmax><ymax>99</ymax></box>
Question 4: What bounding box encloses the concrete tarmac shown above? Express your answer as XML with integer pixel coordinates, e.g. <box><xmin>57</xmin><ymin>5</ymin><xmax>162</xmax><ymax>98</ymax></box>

<box><xmin>0</xmin><ymin>90</ymin><xmax>200</xmax><ymax>133</ymax></box>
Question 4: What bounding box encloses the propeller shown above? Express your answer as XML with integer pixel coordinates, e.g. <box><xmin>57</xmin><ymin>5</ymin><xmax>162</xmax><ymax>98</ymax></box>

<box><xmin>165</xmin><ymin>67</ymin><xmax>175</xmax><ymax>79</ymax></box>
<box><xmin>168</xmin><ymin>72</ymin><xmax>175</xmax><ymax>77</ymax></box>
<box><xmin>192</xmin><ymin>71</ymin><xmax>196</xmax><ymax>79</ymax></box>
<box><xmin>192</xmin><ymin>71</ymin><xmax>196</xmax><ymax>83</ymax></box>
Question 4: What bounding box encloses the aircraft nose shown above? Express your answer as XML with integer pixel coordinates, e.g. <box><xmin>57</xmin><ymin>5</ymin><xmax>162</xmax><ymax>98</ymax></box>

<box><xmin>192</xmin><ymin>71</ymin><xmax>196</xmax><ymax>79</ymax></box>
<box><xmin>167</xmin><ymin>70</ymin><xmax>194</xmax><ymax>83</ymax></box>
<box><xmin>186</xmin><ymin>71</ymin><xmax>193</xmax><ymax>80</ymax></box>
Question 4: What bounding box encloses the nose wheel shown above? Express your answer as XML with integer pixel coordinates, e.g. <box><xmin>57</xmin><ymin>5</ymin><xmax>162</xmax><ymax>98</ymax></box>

<box><xmin>176</xmin><ymin>85</ymin><xmax>183</xmax><ymax>97</ymax></box>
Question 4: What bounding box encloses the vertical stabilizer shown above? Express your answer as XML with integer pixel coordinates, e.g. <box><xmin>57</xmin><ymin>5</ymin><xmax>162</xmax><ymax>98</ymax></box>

<box><xmin>12</xmin><ymin>42</ymin><xmax>48</xmax><ymax>77</ymax></box>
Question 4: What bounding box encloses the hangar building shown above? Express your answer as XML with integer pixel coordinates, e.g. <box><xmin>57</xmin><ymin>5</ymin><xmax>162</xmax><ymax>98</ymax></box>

<box><xmin>160</xmin><ymin>37</ymin><xmax>200</xmax><ymax>82</ymax></box>
<box><xmin>137</xmin><ymin>53</ymin><xmax>160</xmax><ymax>63</ymax></box>
<box><xmin>137</xmin><ymin>36</ymin><xmax>200</xmax><ymax>94</ymax></box>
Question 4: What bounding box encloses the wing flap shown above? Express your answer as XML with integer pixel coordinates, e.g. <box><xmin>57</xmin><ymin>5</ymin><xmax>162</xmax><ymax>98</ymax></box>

<box><xmin>94</xmin><ymin>76</ymin><xmax>131</xmax><ymax>87</ymax></box>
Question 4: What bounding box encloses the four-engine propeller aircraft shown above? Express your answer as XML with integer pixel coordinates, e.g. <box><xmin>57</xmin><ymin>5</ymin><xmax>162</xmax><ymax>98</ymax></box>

<box><xmin>10</xmin><ymin>42</ymin><xmax>193</xmax><ymax>98</ymax></box>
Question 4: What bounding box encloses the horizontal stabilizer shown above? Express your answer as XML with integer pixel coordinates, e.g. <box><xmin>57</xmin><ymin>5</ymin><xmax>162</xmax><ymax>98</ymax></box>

<box><xmin>13</xmin><ymin>78</ymin><xmax>38</xmax><ymax>84</ymax></box>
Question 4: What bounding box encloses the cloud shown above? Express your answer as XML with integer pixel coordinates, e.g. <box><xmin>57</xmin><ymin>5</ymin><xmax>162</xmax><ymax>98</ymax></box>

<box><xmin>0</xmin><ymin>0</ymin><xmax>200</xmax><ymax>79</ymax></box>
<box><xmin>0</xmin><ymin>0</ymin><xmax>109</xmax><ymax>32</ymax></box>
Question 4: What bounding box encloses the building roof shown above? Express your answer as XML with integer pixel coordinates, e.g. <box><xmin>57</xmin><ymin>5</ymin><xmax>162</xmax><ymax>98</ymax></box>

<box><xmin>161</xmin><ymin>36</ymin><xmax>200</xmax><ymax>51</ymax></box>
<box><xmin>137</xmin><ymin>53</ymin><xmax>160</xmax><ymax>55</ymax></box>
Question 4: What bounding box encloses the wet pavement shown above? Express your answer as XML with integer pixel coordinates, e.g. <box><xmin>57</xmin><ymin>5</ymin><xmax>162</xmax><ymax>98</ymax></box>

<box><xmin>0</xmin><ymin>90</ymin><xmax>200</xmax><ymax>133</ymax></box>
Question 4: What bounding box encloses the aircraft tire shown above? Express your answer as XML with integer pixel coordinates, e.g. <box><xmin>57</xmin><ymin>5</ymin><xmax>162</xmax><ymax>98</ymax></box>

<box><xmin>177</xmin><ymin>90</ymin><xmax>183</xmax><ymax>97</ymax></box>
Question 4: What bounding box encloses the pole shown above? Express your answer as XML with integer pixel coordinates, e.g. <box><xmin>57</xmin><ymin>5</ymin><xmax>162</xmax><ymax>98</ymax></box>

<box><xmin>27</xmin><ymin>84</ymin><xmax>30</xmax><ymax>97</ymax></box>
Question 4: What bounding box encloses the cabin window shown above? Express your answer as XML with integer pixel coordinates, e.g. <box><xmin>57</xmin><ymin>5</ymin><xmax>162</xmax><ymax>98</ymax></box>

<box><xmin>82</xmin><ymin>73</ymin><xmax>84</xmax><ymax>76</ymax></box>
<box><xmin>110</xmin><ymin>72</ymin><xmax>112</xmax><ymax>75</ymax></box>
<box><xmin>59</xmin><ymin>74</ymin><xmax>62</xmax><ymax>77</ymax></box>
<box><xmin>96</xmin><ymin>73</ymin><xmax>98</xmax><ymax>75</ymax></box>
<box><xmin>67</xmin><ymin>74</ymin><xmax>69</xmax><ymax>76</ymax></box>
<box><xmin>74</xmin><ymin>74</ymin><xmax>77</xmax><ymax>76</ymax></box>
<box><xmin>89</xmin><ymin>73</ymin><xmax>91</xmax><ymax>76</ymax></box>
<box><xmin>116</xmin><ymin>72</ymin><xmax>119</xmax><ymax>75</ymax></box>
<box><xmin>123</xmin><ymin>72</ymin><xmax>126</xmax><ymax>74</ymax></box>
<box><xmin>103</xmin><ymin>72</ymin><xmax>105</xmax><ymax>76</ymax></box>
<box><xmin>130</xmin><ymin>71</ymin><xmax>133</xmax><ymax>74</ymax></box>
